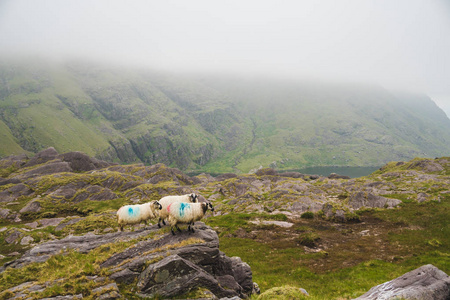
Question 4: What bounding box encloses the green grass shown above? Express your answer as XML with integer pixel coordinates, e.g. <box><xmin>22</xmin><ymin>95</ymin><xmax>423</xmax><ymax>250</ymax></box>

<box><xmin>207</xmin><ymin>198</ymin><xmax>450</xmax><ymax>299</ymax></box>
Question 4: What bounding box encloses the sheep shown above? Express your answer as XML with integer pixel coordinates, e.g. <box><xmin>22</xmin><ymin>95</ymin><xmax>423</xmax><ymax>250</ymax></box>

<box><xmin>166</xmin><ymin>201</ymin><xmax>214</xmax><ymax>235</ymax></box>
<box><xmin>116</xmin><ymin>200</ymin><xmax>162</xmax><ymax>231</ymax></box>
<box><xmin>157</xmin><ymin>193</ymin><xmax>199</xmax><ymax>228</ymax></box>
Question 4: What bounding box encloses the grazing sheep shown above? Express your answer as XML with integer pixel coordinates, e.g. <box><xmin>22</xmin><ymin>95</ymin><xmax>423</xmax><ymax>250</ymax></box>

<box><xmin>157</xmin><ymin>193</ymin><xmax>199</xmax><ymax>228</ymax></box>
<box><xmin>167</xmin><ymin>201</ymin><xmax>214</xmax><ymax>235</ymax></box>
<box><xmin>116</xmin><ymin>200</ymin><xmax>162</xmax><ymax>231</ymax></box>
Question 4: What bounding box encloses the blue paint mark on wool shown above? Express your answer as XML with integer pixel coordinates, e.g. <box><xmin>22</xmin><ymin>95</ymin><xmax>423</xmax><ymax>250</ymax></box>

<box><xmin>179</xmin><ymin>202</ymin><xmax>189</xmax><ymax>217</ymax></box>
<box><xmin>128</xmin><ymin>206</ymin><xmax>140</xmax><ymax>217</ymax></box>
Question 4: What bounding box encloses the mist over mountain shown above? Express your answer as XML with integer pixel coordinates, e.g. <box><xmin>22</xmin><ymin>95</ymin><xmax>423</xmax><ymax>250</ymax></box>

<box><xmin>1</xmin><ymin>59</ymin><xmax>449</xmax><ymax>173</ymax></box>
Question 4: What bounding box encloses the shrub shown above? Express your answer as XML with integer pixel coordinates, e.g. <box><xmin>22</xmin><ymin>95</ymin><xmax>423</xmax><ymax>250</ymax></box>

<box><xmin>300</xmin><ymin>211</ymin><xmax>314</xmax><ymax>219</ymax></box>
<box><xmin>298</xmin><ymin>232</ymin><xmax>320</xmax><ymax>247</ymax></box>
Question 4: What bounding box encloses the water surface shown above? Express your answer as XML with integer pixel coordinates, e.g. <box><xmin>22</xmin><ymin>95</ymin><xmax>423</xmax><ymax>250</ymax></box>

<box><xmin>291</xmin><ymin>166</ymin><xmax>381</xmax><ymax>178</ymax></box>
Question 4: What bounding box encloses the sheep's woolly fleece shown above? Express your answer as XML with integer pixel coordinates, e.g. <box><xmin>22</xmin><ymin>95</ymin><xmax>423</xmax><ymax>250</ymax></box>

<box><xmin>157</xmin><ymin>193</ymin><xmax>199</xmax><ymax>227</ymax></box>
<box><xmin>167</xmin><ymin>202</ymin><xmax>214</xmax><ymax>234</ymax></box>
<box><xmin>117</xmin><ymin>201</ymin><xmax>161</xmax><ymax>231</ymax></box>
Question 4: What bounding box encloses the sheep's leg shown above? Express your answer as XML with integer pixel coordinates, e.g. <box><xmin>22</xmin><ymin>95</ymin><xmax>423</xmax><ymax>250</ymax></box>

<box><xmin>158</xmin><ymin>218</ymin><xmax>162</xmax><ymax>228</ymax></box>
<box><xmin>162</xmin><ymin>219</ymin><xmax>166</xmax><ymax>226</ymax></box>
<box><xmin>119</xmin><ymin>225</ymin><xmax>123</xmax><ymax>232</ymax></box>
<box><xmin>176</xmin><ymin>225</ymin><xmax>182</xmax><ymax>232</ymax></box>
<box><xmin>190</xmin><ymin>222</ymin><xmax>195</xmax><ymax>233</ymax></box>
<box><xmin>171</xmin><ymin>226</ymin><xmax>176</xmax><ymax>235</ymax></box>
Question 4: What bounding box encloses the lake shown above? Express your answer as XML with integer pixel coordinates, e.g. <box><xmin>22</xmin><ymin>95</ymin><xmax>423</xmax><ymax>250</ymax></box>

<box><xmin>190</xmin><ymin>166</ymin><xmax>382</xmax><ymax>178</ymax></box>
<box><xmin>290</xmin><ymin>166</ymin><xmax>381</xmax><ymax>178</ymax></box>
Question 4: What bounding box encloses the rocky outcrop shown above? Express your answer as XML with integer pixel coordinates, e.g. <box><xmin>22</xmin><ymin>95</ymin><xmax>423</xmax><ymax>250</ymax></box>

<box><xmin>57</xmin><ymin>151</ymin><xmax>114</xmax><ymax>172</ymax></box>
<box><xmin>23</xmin><ymin>147</ymin><xmax>59</xmax><ymax>168</ymax></box>
<box><xmin>2</xmin><ymin>223</ymin><xmax>254</xmax><ymax>299</ymax></box>
<box><xmin>348</xmin><ymin>192</ymin><xmax>402</xmax><ymax>210</ymax></box>
<box><xmin>354</xmin><ymin>264</ymin><xmax>450</xmax><ymax>300</ymax></box>
<box><xmin>102</xmin><ymin>223</ymin><xmax>253</xmax><ymax>299</ymax></box>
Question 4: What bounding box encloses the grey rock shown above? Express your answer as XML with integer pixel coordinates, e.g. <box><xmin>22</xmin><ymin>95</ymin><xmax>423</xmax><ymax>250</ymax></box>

<box><xmin>278</xmin><ymin>171</ymin><xmax>305</xmax><ymax>179</ymax></box>
<box><xmin>5</xmin><ymin>230</ymin><xmax>21</xmax><ymax>244</ymax></box>
<box><xmin>1</xmin><ymin>225</ymin><xmax>155</xmax><ymax>271</ymax></box>
<box><xmin>216</xmin><ymin>173</ymin><xmax>238</xmax><ymax>181</ymax></box>
<box><xmin>328</xmin><ymin>173</ymin><xmax>350</xmax><ymax>179</ymax></box>
<box><xmin>354</xmin><ymin>264</ymin><xmax>450</xmax><ymax>300</ymax></box>
<box><xmin>23</xmin><ymin>147</ymin><xmax>59</xmax><ymax>168</ymax></box>
<box><xmin>0</xmin><ymin>154</ymin><xmax>28</xmax><ymax>170</ymax></box>
<box><xmin>408</xmin><ymin>160</ymin><xmax>444</xmax><ymax>173</ymax></box>
<box><xmin>417</xmin><ymin>192</ymin><xmax>430</xmax><ymax>203</ymax></box>
<box><xmin>0</xmin><ymin>208</ymin><xmax>11</xmax><ymax>219</ymax></box>
<box><xmin>39</xmin><ymin>217</ymin><xmax>65</xmax><ymax>228</ymax></box>
<box><xmin>349</xmin><ymin>192</ymin><xmax>402</xmax><ymax>209</ymax></box>
<box><xmin>40</xmin><ymin>295</ymin><xmax>83</xmax><ymax>300</ymax></box>
<box><xmin>16</xmin><ymin>161</ymin><xmax>72</xmax><ymax>179</ymax></box>
<box><xmin>25</xmin><ymin>221</ymin><xmax>39</xmax><ymax>229</ymax></box>
<box><xmin>55</xmin><ymin>217</ymin><xmax>85</xmax><ymax>231</ymax></box>
<box><xmin>0</xmin><ymin>183</ymin><xmax>33</xmax><ymax>203</ymax></box>
<box><xmin>229</xmin><ymin>256</ymin><xmax>253</xmax><ymax>295</ymax></box>
<box><xmin>20</xmin><ymin>236</ymin><xmax>34</xmax><ymax>245</ymax></box>
<box><xmin>92</xmin><ymin>282</ymin><xmax>120</xmax><ymax>300</ymax></box>
<box><xmin>137</xmin><ymin>254</ymin><xmax>238</xmax><ymax>299</ymax></box>
<box><xmin>322</xmin><ymin>203</ymin><xmax>347</xmax><ymax>222</ymax></box>
<box><xmin>57</xmin><ymin>151</ymin><xmax>112</xmax><ymax>172</ymax></box>
<box><xmin>110</xmin><ymin>268</ymin><xmax>140</xmax><ymax>284</ymax></box>
<box><xmin>20</xmin><ymin>200</ymin><xmax>41</xmax><ymax>213</ymax></box>
<box><xmin>0</xmin><ymin>177</ymin><xmax>21</xmax><ymax>186</ymax></box>
<box><xmin>72</xmin><ymin>185</ymin><xmax>118</xmax><ymax>202</ymax></box>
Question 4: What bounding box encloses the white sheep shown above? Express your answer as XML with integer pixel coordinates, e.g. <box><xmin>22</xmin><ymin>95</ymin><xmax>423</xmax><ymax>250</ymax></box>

<box><xmin>116</xmin><ymin>200</ymin><xmax>162</xmax><ymax>231</ymax></box>
<box><xmin>157</xmin><ymin>193</ymin><xmax>199</xmax><ymax>228</ymax></box>
<box><xmin>166</xmin><ymin>201</ymin><xmax>214</xmax><ymax>235</ymax></box>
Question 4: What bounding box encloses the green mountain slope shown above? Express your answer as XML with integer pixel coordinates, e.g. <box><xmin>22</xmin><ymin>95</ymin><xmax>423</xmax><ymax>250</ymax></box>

<box><xmin>0</xmin><ymin>59</ymin><xmax>251</xmax><ymax>172</ymax></box>
<box><xmin>197</xmin><ymin>76</ymin><xmax>450</xmax><ymax>171</ymax></box>
<box><xmin>1</xmin><ymin>59</ymin><xmax>450</xmax><ymax>173</ymax></box>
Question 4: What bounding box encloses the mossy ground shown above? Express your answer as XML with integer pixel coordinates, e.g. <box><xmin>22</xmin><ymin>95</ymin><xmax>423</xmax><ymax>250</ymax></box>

<box><xmin>1</xmin><ymin>157</ymin><xmax>449</xmax><ymax>299</ymax></box>
<box><xmin>205</xmin><ymin>196</ymin><xmax>450</xmax><ymax>299</ymax></box>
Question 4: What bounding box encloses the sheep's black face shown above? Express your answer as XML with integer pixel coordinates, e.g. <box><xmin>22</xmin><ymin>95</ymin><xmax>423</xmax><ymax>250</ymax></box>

<box><xmin>208</xmin><ymin>202</ymin><xmax>214</xmax><ymax>212</ymax></box>
<box><xmin>190</xmin><ymin>193</ymin><xmax>198</xmax><ymax>203</ymax></box>
<box><xmin>154</xmin><ymin>201</ymin><xmax>162</xmax><ymax>210</ymax></box>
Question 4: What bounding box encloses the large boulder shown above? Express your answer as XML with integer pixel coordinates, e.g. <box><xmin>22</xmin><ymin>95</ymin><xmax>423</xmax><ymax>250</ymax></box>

<box><xmin>0</xmin><ymin>154</ymin><xmax>28</xmax><ymax>170</ymax></box>
<box><xmin>23</xmin><ymin>147</ymin><xmax>59</xmax><ymax>168</ymax></box>
<box><xmin>354</xmin><ymin>264</ymin><xmax>450</xmax><ymax>300</ymax></box>
<box><xmin>137</xmin><ymin>254</ymin><xmax>238</xmax><ymax>298</ymax></box>
<box><xmin>348</xmin><ymin>192</ymin><xmax>402</xmax><ymax>210</ymax></box>
<box><xmin>0</xmin><ymin>183</ymin><xmax>34</xmax><ymax>203</ymax></box>
<box><xmin>57</xmin><ymin>152</ymin><xmax>113</xmax><ymax>172</ymax></box>
<box><xmin>408</xmin><ymin>159</ymin><xmax>444</xmax><ymax>173</ymax></box>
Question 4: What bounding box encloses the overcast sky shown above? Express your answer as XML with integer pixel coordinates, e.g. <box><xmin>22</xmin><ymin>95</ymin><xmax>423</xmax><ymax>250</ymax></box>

<box><xmin>1</xmin><ymin>0</ymin><xmax>450</xmax><ymax>116</ymax></box>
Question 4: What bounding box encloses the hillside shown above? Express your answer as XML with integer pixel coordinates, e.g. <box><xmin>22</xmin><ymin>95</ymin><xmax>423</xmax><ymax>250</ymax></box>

<box><xmin>1</xmin><ymin>59</ymin><xmax>450</xmax><ymax>173</ymax></box>
<box><xmin>0</xmin><ymin>148</ymin><xmax>449</xmax><ymax>299</ymax></box>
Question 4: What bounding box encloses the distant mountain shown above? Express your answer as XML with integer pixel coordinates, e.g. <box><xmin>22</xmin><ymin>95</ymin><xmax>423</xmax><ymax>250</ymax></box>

<box><xmin>1</xmin><ymin>59</ymin><xmax>449</xmax><ymax>173</ymax></box>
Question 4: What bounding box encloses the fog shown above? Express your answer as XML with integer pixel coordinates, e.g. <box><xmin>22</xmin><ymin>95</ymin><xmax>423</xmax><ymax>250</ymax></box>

<box><xmin>1</xmin><ymin>0</ymin><xmax>450</xmax><ymax>116</ymax></box>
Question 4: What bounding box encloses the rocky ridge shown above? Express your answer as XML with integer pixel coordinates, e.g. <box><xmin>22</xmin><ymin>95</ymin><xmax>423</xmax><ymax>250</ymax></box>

<box><xmin>1</xmin><ymin>148</ymin><xmax>450</xmax><ymax>299</ymax></box>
